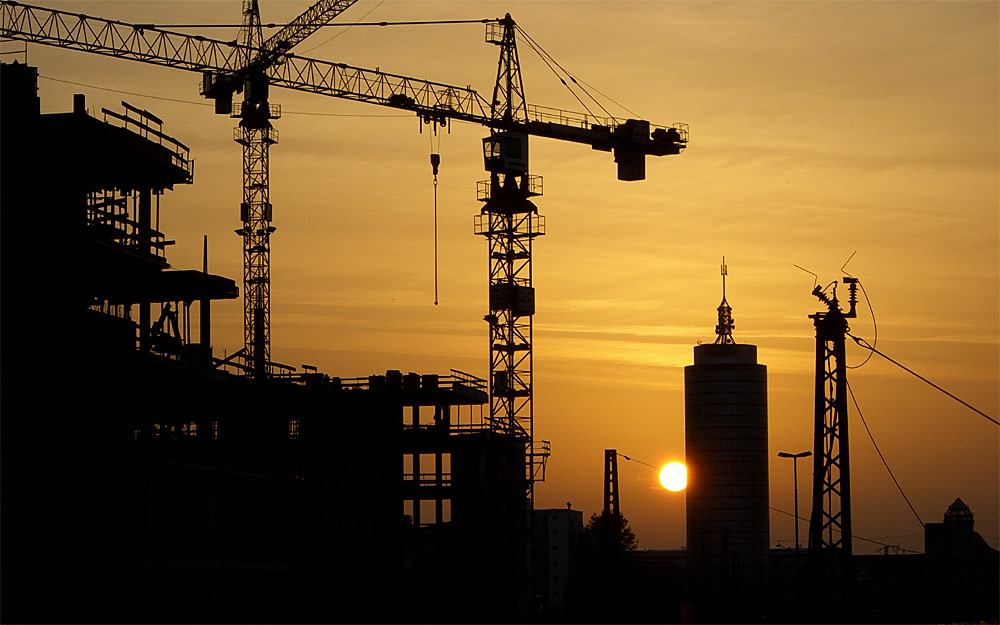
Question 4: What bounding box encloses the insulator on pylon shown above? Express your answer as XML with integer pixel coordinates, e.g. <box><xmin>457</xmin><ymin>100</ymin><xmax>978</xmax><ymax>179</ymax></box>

<box><xmin>844</xmin><ymin>277</ymin><xmax>859</xmax><ymax>317</ymax></box>
<box><xmin>812</xmin><ymin>284</ymin><xmax>833</xmax><ymax>309</ymax></box>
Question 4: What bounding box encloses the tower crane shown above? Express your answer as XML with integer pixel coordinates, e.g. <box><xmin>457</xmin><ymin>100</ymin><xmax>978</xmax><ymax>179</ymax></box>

<box><xmin>203</xmin><ymin>0</ymin><xmax>361</xmax><ymax>379</ymax></box>
<box><xmin>1</xmin><ymin>0</ymin><xmax>688</xmax><ymax>492</ymax></box>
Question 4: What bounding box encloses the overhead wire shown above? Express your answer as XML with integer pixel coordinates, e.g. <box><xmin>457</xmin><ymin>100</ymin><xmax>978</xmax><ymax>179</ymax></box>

<box><xmin>41</xmin><ymin>75</ymin><xmax>214</xmax><ymax>107</ymax></box>
<box><xmin>620</xmin><ymin>453</ymin><xmax>925</xmax><ymax>552</ymax></box>
<box><xmin>768</xmin><ymin>506</ymin><xmax>923</xmax><ymax>554</ymax></box>
<box><xmin>838</xmin><ymin>253</ymin><xmax>876</xmax><ymax>369</ymax></box>
<box><xmin>847</xmin><ymin>380</ymin><xmax>924</xmax><ymax>528</ymax></box>
<box><xmin>615</xmin><ymin>452</ymin><xmax>659</xmax><ymax>470</ymax></box>
<box><xmin>847</xmin><ymin>333</ymin><xmax>999</xmax><ymax>427</ymax></box>
<box><xmin>793</xmin><ymin>263</ymin><xmax>819</xmax><ymax>289</ymax></box>
<box><xmin>847</xmin><ymin>279</ymin><xmax>877</xmax><ymax>369</ymax></box>
<box><xmin>296</xmin><ymin>0</ymin><xmax>384</xmax><ymax>55</ymax></box>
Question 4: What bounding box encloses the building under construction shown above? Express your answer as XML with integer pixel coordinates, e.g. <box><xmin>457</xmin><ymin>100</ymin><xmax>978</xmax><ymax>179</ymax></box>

<box><xmin>0</xmin><ymin>61</ymin><xmax>532</xmax><ymax>623</ymax></box>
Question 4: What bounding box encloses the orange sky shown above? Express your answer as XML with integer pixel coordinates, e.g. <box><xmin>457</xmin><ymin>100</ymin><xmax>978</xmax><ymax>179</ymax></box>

<box><xmin>10</xmin><ymin>0</ymin><xmax>998</xmax><ymax>552</ymax></box>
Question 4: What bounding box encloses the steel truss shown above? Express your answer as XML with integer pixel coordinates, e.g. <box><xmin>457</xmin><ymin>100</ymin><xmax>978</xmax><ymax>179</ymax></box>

<box><xmin>808</xmin><ymin>277</ymin><xmax>858</xmax><ymax>608</ymax></box>
<box><xmin>235</xmin><ymin>119</ymin><xmax>276</xmax><ymax>378</ymax></box>
<box><xmin>475</xmin><ymin>175</ymin><xmax>544</xmax><ymax>443</ymax></box>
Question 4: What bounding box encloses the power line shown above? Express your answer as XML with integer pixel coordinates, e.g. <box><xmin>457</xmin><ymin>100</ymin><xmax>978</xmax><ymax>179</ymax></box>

<box><xmin>768</xmin><ymin>506</ymin><xmax>923</xmax><ymax>554</ymax></box>
<box><xmin>848</xmin><ymin>333</ymin><xmax>999</xmax><ymax>426</ymax></box>
<box><xmin>847</xmin><ymin>380</ymin><xmax>924</xmax><ymax>528</ymax></box>
<box><xmin>615</xmin><ymin>452</ymin><xmax>659</xmax><ymax>470</ymax></box>
<box><xmin>618</xmin><ymin>450</ymin><xmax>925</xmax><ymax>553</ymax></box>
<box><xmin>40</xmin><ymin>75</ymin><xmax>213</xmax><ymax>107</ymax></box>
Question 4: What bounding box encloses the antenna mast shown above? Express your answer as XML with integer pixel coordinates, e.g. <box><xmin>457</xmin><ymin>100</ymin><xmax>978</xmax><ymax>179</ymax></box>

<box><xmin>715</xmin><ymin>256</ymin><xmax>735</xmax><ymax>344</ymax></box>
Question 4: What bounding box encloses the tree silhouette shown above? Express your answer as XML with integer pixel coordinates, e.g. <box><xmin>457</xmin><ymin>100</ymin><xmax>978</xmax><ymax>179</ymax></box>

<box><xmin>579</xmin><ymin>510</ymin><xmax>638</xmax><ymax>553</ymax></box>
<box><xmin>567</xmin><ymin>511</ymin><xmax>639</xmax><ymax>621</ymax></box>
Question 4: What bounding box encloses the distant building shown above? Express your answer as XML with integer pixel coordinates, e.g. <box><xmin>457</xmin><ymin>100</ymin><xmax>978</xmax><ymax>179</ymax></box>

<box><xmin>847</xmin><ymin>498</ymin><xmax>999</xmax><ymax>624</ymax></box>
<box><xmin>921</xmin><ymin>497</ymin><xmax>999</xmax><ymax>623</ymax></box>
<box><xmin>532</xmin><ymin>505</ymin><xmax>583</xmax><ymax>614</ymax></box>
<box><xmin>683</xmin><ymin>262</ymin><xmax>769</xmax><ymax>620</ymax></box>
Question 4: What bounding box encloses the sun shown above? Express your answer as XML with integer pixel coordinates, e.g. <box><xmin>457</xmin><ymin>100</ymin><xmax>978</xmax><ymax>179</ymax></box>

<box><xmin>659</xmin><ymin>462</ymin><xmax>687</xmax><ymax>491</ymax></box>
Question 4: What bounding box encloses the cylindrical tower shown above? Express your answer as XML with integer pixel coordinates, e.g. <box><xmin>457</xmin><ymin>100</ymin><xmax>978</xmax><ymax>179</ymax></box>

<box><xmin>684</xmin><ymin>260</ymin><xmax>769</xmax><ymax>618</ymax></box>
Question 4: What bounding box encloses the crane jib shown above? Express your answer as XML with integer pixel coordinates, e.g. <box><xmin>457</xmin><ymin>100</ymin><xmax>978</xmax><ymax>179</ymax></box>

<box><xmin>0</xmin><ymin>0</ymin><xmax>687</xmax><ymax>181</ymax></box>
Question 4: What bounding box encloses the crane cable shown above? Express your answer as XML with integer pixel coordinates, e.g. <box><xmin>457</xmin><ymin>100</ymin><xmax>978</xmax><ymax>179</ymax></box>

<box><xmin>429</xmin><ymin>126</ymin><xmax>441</xmax><ymax>306</ymax></box>
<box><xmin>515</xmin><ymin>24</ymin><xmax>633</xmax><ymax>121</ymax></box>
<box><xmin>513</xmin><ymin>25</ymin><xmax>599</xmax><ymax>120</ymax></box>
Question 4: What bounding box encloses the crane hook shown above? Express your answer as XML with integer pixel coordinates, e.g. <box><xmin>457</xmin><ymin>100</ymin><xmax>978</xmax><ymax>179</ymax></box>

<box><xmin>430</xmin><ymin>152</ymin><xmax>440</xmax><ymax>306</ymax></box>
<box><xmin>429</xmin><ymin>122</ymin><xmax>443</xmax><ymax>306</ymax></box>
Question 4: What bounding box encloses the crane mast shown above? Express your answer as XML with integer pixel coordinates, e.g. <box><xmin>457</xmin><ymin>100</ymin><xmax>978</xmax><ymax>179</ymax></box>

<box><xmin>234</xmin><ymin>0</ymin><xmax>276</xmax><ymax>378</ymax></box>
<box><xmin>204</xmin><ymin>0</ymin><xmax>359</xmax><ymax>377</ymax></box>
<box><xmin>475</xmin><ymin>14</ymin><xmax>546</xmax><ymax>489</ymax></box>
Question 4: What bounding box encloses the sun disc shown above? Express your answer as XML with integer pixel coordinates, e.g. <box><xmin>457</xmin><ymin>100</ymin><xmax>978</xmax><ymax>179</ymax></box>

<box><xmin>659</xmin><ymin>462</ymin><xmax>687</xmax><ymax>491</ymax></box>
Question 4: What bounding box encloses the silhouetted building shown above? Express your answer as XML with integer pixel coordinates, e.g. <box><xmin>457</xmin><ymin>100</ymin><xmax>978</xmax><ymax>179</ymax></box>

<box><xmin>400</xmin><ymin>379</ymin><xmax>533</xmax><ymax>622</ymax></box>
<box><xmin>766</xmin><ymin>546</ymin><xmax>818</xmax><ymax>621</ymax></box>
<box><xmin>628</xmin><ymin>549</ymin><xmax>690</xmax><ymax>622</ymax></box>
<box><xmin>684</xmin><ymin>264</ymin><xmax>769</xmax><ymax>620</ymax></box>
<box><xmin>1</xmin><ymin>61</ymin><xmax>530</xmax><ymax>623</ymax></box>
<box><xmin>531</xmin><ymin>505</ymin><xmax>583</xmax><ymax>615</ymax></box>
<box><xmin>766</xmin><ymin>497</ymin><xmax>1000</xmax><ymax>624</ymax></box>
<box><xmin>921</xmin><ymin>497</ymin><xmax>999</xmax><ymax>623</ymax></box>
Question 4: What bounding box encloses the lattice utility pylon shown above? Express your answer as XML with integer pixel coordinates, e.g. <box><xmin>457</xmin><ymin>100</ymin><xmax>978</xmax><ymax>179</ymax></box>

<box><xmin>233</xmin><ymin>0</ymin><xmax>278</xmax><ymax>379</ymax></box>
<box><xmin>807</xmin><ymin>276</ymin><xmax>859</xmax><ymax>608</ymax></box>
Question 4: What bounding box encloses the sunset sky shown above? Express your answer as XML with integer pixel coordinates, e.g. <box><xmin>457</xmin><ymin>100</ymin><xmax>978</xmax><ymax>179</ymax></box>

<box><xmin>9</xmin><ymin>0</ymin><xmax>997</xmax><ymax>553</ymax></box>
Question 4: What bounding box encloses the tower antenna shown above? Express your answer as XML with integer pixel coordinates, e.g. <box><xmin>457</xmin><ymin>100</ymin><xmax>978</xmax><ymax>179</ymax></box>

<box><xmin>715</xmin><ymin>256</ymin><xmax>735</xmax><ymax>344</ymax></box>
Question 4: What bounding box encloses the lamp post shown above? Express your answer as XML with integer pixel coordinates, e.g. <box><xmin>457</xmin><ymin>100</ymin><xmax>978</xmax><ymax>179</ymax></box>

<box><xmin>777</xmin><ymin>450</ymin><xmax>812</xmax><ymax>557</ymax></box>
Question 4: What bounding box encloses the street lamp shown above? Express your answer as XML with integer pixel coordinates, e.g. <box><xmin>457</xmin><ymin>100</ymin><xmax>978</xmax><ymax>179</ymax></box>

<box><xmin>777</xmin><ymin>450</ymin><xmax>812</xmax><ymax>557</ymax></box>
